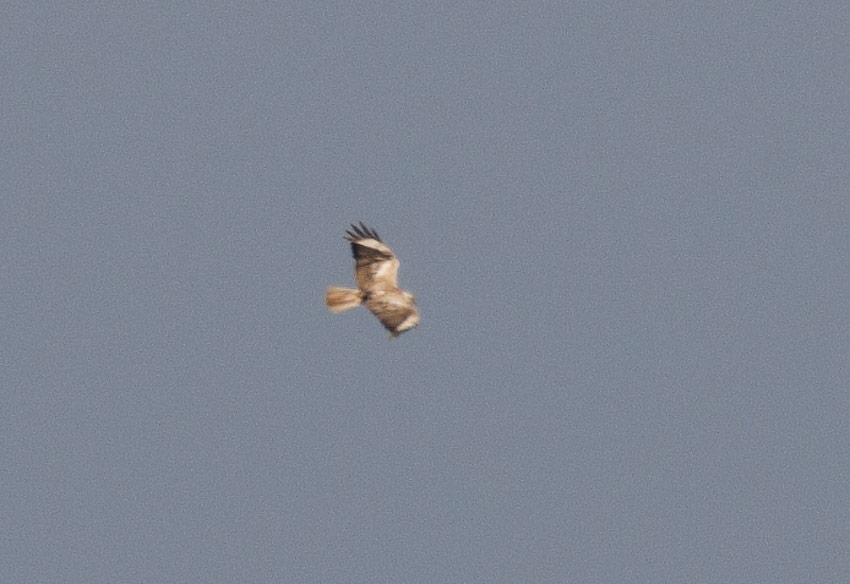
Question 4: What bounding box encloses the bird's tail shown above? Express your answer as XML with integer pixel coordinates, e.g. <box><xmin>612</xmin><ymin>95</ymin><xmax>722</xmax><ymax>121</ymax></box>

<box><xmin>325</xmin><ymin>286</ymin><xmax>363</xmax><ymax>313</ymax></box>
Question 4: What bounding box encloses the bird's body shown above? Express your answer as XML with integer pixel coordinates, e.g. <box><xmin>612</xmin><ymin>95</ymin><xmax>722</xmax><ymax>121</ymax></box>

<box><xmin>325</xmin><ymin>222</ymin><xmax>419</xmax><ymax>337</ymax></box>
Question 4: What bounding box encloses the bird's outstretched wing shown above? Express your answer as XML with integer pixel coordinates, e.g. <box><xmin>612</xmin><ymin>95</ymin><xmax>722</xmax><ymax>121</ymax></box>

<box><xmin>364</xmin><ymin>290</ymin><xmax>420</xmax><ymax>337</ymax></box>
<box><xmin>345</xmin><ymin>222</ymin><xmax>400</xmax><ymax>293</ymax></box>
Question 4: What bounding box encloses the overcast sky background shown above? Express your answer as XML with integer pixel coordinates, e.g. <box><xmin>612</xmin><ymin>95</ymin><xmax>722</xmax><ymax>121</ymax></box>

<box><xmin>3</xmin><ymin>3</ymin><xmax>849</xmax><ymax>583</ymax></box>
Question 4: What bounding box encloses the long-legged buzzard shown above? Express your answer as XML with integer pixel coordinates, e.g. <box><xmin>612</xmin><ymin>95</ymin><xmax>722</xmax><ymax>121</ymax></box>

<box><xmin>325</xmin><ymin>222</ymin><xmax>419</xmax><ymax>337</ymax></box>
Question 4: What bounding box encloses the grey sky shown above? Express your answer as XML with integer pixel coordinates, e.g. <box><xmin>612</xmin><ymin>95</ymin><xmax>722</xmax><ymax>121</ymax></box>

<box><xmin>3</xmin><ymin>2</ymin><xmax>849</xmax><ymax>582</ymax></box>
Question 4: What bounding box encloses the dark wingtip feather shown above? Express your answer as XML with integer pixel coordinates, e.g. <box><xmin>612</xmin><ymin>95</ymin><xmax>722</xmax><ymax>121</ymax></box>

<box><xmin>344</xmin><ymin>222</ymin><xmax>382</xmax><ymax>242</ymax></box>
<box><xmin>363</xmin><ymin>222</ymin><xmax>381</xmax><ymax>241</ymax></box>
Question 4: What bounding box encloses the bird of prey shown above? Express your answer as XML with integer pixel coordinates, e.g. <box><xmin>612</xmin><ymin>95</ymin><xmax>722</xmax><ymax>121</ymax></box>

<box><xmin>325</xmin><ymin>222</ymin><xmax>420</xmax><ymax>337</ymax></box>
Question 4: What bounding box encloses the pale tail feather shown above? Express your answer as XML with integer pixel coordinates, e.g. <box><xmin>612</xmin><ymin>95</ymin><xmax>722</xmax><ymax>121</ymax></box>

<box><xmin>325</xmin><ymin>286</ymin><xmax>363</xmax><ymax>313</ymax></box>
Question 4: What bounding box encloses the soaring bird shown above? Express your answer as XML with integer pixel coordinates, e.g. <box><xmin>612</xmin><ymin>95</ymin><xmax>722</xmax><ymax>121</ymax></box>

<box><xmin>325</xmin><ymin>222</ymin><xmax>420</xmax><ymax>337</ymax></box>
